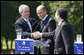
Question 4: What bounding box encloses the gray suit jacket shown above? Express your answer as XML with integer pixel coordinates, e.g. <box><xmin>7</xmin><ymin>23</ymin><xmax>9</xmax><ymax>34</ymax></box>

<box><xmin>42</xmin><ymin>19</ymin><xmax>74</xmax><ymax>54</ymax></box>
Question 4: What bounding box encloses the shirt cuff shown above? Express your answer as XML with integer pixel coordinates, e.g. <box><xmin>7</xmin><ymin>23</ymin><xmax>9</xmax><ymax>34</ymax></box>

<box><xmin>40</xmin><ymin>33</ymin><xmax>42</xmax><ymax>37</ymax></box>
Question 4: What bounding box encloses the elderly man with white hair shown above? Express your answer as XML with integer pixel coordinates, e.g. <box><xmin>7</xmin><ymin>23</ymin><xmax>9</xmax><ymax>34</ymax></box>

<box><xmin>14</xmin><ymin>4</ymin><xmax>40</xmax><ymax>54</ymax></box>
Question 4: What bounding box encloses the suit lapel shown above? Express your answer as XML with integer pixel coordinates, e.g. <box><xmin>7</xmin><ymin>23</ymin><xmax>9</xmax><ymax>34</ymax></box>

<box><xmin>55</xmin><ymin>20</ymin><xmax>65</xmax><ymax>39</ymax></box>
<box><xmin>44</xmin><ymin>15</ymin><xmax>50</xmax><ymax>25</ymax></box>
<box><xmin>41</xmin><ymin>15</ymin><xmax>50</xmax><ymax>30</ymax></box>
<box><xmin>55</xmin><ymin>25</ymin><xmax>61</xmax><ymax>39</ymax></box>
<box><xmin>21</xmin><ymin>18</ymin><xmax>28</xmax><ymax>27</ymax></box>
<box><xmin>21</xmin><ymin>17</ymin><xmax>31</xmax><ymax>32</ymax></box>
<box><xmin>29</xmin><ymin>18</ymin><xmax>32</xmax><ymax>26</ymax></box>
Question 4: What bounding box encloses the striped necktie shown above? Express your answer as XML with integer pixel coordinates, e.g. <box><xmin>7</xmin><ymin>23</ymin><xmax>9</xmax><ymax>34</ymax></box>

<box><xmin>26</xmin><ymin>19</ymin><xmax>32</xmax><ymax>33</ymax></box>
<box><xmin>41</xmin><ymin>20</ymin><xmax>45</xmax><ymax>29</ymax></box>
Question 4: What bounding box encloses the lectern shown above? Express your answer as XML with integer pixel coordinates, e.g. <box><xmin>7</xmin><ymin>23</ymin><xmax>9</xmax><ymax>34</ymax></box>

<box><xmin>15</xmin><ymin>38</ymin><xmax>49</xmax><ymax>54</ymax></box>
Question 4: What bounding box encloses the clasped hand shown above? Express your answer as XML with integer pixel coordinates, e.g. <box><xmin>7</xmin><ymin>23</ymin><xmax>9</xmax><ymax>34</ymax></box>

<box><xmin>32</xmin><ymin>31</ymin><xmax>41</xmax><ymax>39</ymax></box>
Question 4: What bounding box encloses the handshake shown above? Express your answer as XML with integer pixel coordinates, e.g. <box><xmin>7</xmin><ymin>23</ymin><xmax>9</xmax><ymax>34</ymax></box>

<box><xmin>32</xmin><ymin>31</ymin><xmax>42</xmax><ymax>39</ymax></box>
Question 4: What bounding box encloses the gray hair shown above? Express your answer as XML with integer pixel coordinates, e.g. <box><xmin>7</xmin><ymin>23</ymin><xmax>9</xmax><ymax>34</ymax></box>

<box><xmin>36</xmin><ymin>5</ymin><xmax>46</xmax><ymax>11</ymax></box>
<box><xmin>19</xmin><ymin>4</ymin><xmax>29</xmax><ymax>13</ymax></box>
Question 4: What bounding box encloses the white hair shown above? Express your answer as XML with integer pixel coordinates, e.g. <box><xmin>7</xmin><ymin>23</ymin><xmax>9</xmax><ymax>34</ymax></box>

<box><xmin>37</xmin><ymin>5</ymin><xmax>45</xmax><ymax>8</ymax></box>
<box><xmin>36</xmin><ymin>5</ymin><xmax>46</xmax><ymax>11</ymax></box>
<box><xmin>19</xmin><ymin>4</ymin><xmax>29</xmax><ymax>13</ymax></box>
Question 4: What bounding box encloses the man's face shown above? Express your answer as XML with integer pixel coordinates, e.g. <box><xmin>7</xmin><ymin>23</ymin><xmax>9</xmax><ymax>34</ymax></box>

<box><xmin>21</xmin><ymin>7</ymin><xmax>30</xmax><ymax>19</ymax></box>
<box><xmin>37</xmin><ymin>9</ymin><xmax>46</xmax><ymax>20</ymax></box>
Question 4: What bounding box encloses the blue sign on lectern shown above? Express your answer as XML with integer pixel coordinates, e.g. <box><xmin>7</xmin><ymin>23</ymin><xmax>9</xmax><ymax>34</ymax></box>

<box><xmin>15</xmin><ymin>39</ymin><xmax>34</xmax><ymax>52</ymax></box>
<box><xmin>74</xmin><ymin>42</ymin><xmax>83</xmax><ymax>54</ymax></box>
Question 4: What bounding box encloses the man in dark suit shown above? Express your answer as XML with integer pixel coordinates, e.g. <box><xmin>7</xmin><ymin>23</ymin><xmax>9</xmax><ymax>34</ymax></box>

<box><xmin>32</xmin><ymin>8</ymin><xmax>74</xmax><ymax>54</ymax></box>
<box><xmin>36</xmin><ymin>5</ymin><xmax>56</xmax><ymax>54</ymax></box>
<box><xmin>14</xmin><ymin>4</ymin><xmax>39</xmax><ymax>54</ymax></box>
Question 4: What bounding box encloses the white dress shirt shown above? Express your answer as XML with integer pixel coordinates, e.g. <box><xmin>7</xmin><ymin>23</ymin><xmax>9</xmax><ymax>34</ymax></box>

<box><xmin>42</xmin><ymin>14</ymin><xmax>48</xmax><ymax>21</ymax></box>
<box><xmin>58</xmin><ymin>19</ymin><xmax>64</xmax><ymax>26</ymax></box>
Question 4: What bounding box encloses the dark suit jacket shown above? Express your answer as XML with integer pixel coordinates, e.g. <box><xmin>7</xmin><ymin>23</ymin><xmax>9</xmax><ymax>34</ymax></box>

<box><xmin>42</xmin><ymin>19</ymin><xmax>74</xmax><ymax>54</ymax></box>
<box><xmin>40</xmin><ymin>15</ymin><xmax>56</xmax><ymax>54</ymax></box>
<box><xmin>14</xmin><ymin>17</ymin><xmax>39</xmax><ymax>39</ymax></box>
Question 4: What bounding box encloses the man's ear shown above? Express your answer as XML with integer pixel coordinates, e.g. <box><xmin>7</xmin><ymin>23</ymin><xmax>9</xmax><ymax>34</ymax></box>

<box><xmin>44</xmin><ymin>10</ymin><xmax>47</xmax><ymax>14</ymax></box>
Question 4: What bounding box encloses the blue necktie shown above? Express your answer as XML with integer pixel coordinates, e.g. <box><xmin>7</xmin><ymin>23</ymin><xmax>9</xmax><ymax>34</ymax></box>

<box><xmin>26</xmin><ymin>19</ymin><xmax>32</xmax><ymax>33</ymax></box>
<box><xmin>41</xmin><ymin>20</ymin><xmax>45</xmax><ymax>29</ymax></box>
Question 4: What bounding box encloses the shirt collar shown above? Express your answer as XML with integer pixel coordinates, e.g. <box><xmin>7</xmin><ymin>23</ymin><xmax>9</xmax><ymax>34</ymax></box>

<box><xmin>58</xmin><ymin>19</ymin><xmax>64</xmax><ymax>26</ymax></box>
<box><xmin>42</xmin><ymin>14</ymin><xmax>48</xmax><ymax>21</ymax></box>
<box><xmin>22</xmin><ymin>16</ymin><xmax>29</xmax><ymax>21</ymax></box>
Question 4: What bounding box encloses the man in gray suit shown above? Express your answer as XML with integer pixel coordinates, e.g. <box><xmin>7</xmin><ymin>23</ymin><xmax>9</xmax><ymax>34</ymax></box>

<box><xmin>32</xmin><ymin>8</ymin><xmax>74</xmax><ymax>54</ymax></box>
